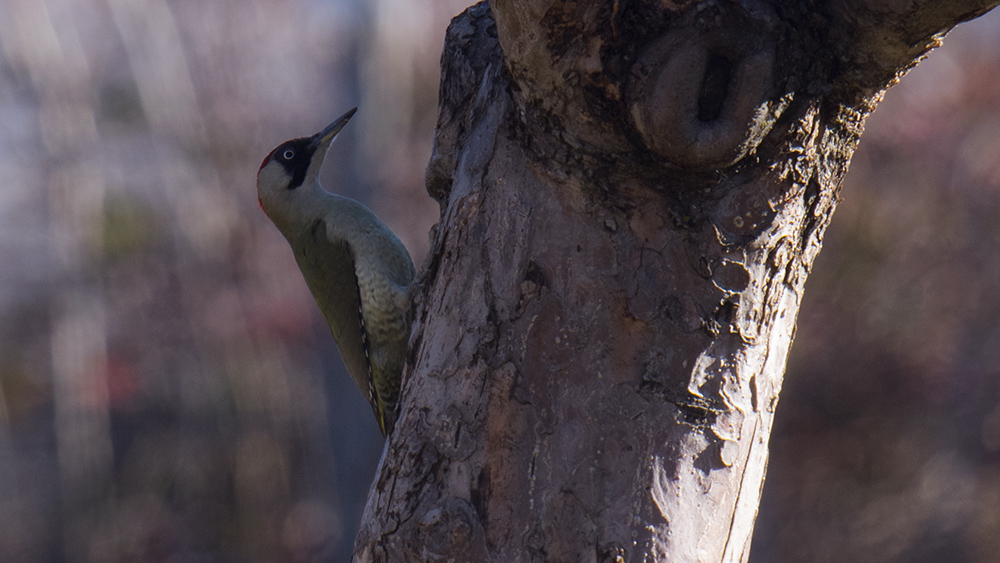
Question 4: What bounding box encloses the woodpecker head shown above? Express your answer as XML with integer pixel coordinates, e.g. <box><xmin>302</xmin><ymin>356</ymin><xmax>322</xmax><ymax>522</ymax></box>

<box><xmin>257</xmin><ymin>107</ymin><xmax>357</xmax><ymax>223</ymax></box>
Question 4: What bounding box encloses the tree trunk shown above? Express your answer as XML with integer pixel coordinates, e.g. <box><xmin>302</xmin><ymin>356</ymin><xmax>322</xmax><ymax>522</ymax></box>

<box><xmin>355</xmin><ymin>1</ymin><xmax>999</xmax><ymax>561</ymax></box>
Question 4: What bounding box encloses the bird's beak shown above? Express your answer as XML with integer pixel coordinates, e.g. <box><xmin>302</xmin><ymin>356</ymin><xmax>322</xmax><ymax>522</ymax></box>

<box><xmin>310</xmin><ymin>107</ymin><xmax>358</xmax><ymax>151</ymax></box>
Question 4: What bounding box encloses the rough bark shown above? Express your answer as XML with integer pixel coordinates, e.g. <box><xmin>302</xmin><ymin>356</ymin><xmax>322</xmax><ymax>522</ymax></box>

<box><xmin>355</xmin><ymin>1</ymin><xmax>999</xmax><ymax>561</ymax></box>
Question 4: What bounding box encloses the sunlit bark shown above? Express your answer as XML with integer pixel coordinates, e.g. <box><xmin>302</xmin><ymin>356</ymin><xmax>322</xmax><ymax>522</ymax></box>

<box><xmin>355</xmin><ymin>0</ymin><xmax>1000</xmax><ymax>561</ymax></box>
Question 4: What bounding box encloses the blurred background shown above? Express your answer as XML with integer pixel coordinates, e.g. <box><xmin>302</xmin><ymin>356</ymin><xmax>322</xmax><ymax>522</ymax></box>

<box><xmin>752</xmin><ymin>12</ymin><xmax>1000</xmax><ymax>563</ymax></box>
<box><xmin>0</xmin><ymin>0</ymin><xmax>465</xmax><ymax>560</ymax></box>
<box><xmin>0</xmin><ymin>0</ymin><xmax>996</xmax><ymax>561</ymax></box>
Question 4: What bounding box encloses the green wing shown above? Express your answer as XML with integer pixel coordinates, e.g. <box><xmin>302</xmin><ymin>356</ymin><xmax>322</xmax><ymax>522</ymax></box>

<box><xmin>293</xmin><ymin>219</ymin><xmax>386</xmax><ymax>432</ymax></box>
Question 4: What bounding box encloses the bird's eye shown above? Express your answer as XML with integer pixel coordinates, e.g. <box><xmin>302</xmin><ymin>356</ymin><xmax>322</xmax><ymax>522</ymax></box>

<box><xmin>282</xmin><ymin>149</ymin><xmax>295</xmax><ymax>160</ymax></box>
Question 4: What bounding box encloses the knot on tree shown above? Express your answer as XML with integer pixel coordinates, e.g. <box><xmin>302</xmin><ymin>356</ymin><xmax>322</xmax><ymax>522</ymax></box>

<box><xmin>628</xmin><ymin>12</ymin><xmax>790</xmax><ymax>169</ymax></box>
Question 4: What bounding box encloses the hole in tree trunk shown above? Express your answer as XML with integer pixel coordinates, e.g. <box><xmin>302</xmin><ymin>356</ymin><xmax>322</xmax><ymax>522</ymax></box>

<box><xmin>697</xmin><ymin>54</ymin><xmax>733</xmax><ymax>122</ymax></box>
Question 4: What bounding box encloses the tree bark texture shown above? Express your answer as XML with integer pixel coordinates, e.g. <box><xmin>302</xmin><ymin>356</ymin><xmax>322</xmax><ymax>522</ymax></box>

<box><xmin>355</xmin><ymin>1</ymin><xmax>999</xmax><ymax>561</ymax></box>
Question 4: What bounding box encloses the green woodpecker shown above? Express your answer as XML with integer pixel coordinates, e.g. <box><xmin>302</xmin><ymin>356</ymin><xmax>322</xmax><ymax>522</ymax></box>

<box><xmin>256</xmin><ymin>108</ymin><xmax>415</xmax><ymax>436</ymax></box>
